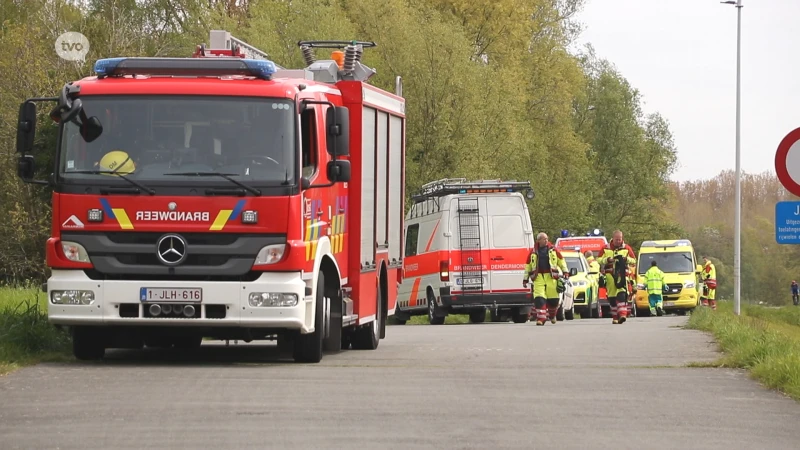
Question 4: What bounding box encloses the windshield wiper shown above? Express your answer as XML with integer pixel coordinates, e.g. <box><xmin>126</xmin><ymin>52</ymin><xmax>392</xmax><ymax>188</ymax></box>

<box><xmin>67</xmin><ymin>170</ymin><xmax>155</xmax><ymax>195</ymax></box>
<box><xmin>164</xmin><ymin>172</ymin><xmax>262</xmax><ymax>196</ymax></box>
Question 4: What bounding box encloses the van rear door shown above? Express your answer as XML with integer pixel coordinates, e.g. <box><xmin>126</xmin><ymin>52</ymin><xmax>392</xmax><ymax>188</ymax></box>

<box><xmin>449</xmin><ymin>197</ymin><xmax>488</xmax><ymax>294</ymax></box>
<box><xmin>485</xmin><ymin>195</ymin><xmax>532</xmax><ymax>294</ymax></box>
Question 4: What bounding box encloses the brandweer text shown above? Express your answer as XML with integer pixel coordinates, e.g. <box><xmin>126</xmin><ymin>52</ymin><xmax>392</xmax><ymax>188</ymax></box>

<box><xmin>136</xmin><ymin>211</ymin><xmax>210</xmax><ymax>221</ymax></box>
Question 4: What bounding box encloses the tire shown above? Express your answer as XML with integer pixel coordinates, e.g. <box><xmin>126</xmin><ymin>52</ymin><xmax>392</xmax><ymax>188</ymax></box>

<box><xmin>591</xmin><ymin>303</ymin><xmax>602</xmax><ymax>319</ymax></box>
<box><xmin>428</xmin><ymin>291</ymin><xmax>445</xmax><ymax>325</ymax></box>
<box><xmin>565</xmin><ymin>306</ymin><xmax>574</xmax><ymax>320</ymax></box>
<box><xmin>73</xmin><ymin>326</ymin><xmax>105</xmax><ymax>361</ymax></box>
<box><xmin>323</xmin><ymin>282</ymin><xmax>343</xmax><ymax>353</ymax></box>
<box><xmin>173</xmin><ymin>335</ymin><xmax>203</xmax><ymax>349</ymax></box>
<box><xmin>556</xmin><ymin>305</ymin><xmax>565</xmax><ymax>321</ymax></box>
<box><xmin>469</xmin><ymin>309</ymin><xmax>486</xmax><ymax>323</ymax></box>
<box><xmin>511</xmin><ymin>307</ymin><xmax>528</xmax><ymax>323</ymax></box>
<box><xmin>293</xmin><ymin>273</ymin><xmax>326</xmax><ymax>363</ymax></box>
<box><xmin>351</xmin><ymin>280</ymin><xmax>382</xmax><ymax>350</ymax></box>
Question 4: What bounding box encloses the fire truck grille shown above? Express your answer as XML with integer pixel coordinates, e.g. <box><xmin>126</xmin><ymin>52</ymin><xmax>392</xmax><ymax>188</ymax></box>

<box><xmin>63</xmin><ymin>232</ymin><xmax>286</xmax><ymax>281</ymax></box>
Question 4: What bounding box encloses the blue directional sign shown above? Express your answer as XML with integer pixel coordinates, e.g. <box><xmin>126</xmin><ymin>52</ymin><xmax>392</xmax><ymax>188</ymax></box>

<box><xmin>775</xmin><ymin>201</ymin><xmax>800</xmax><ymax>244</ymax></box>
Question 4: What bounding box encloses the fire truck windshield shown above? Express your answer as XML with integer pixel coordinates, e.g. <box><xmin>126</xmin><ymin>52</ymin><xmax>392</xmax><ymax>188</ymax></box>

<box><xmin>57</xmin><ymin>95</ymin><xmax>296</xmax><ymax>190</ymax></box>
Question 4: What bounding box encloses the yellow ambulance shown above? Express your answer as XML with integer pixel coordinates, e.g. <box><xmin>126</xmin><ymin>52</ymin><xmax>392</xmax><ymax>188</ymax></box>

<box><xmin>634</xmin><ymin>239</ymin><xmax>703</xmax><ymax>316</ymax></box>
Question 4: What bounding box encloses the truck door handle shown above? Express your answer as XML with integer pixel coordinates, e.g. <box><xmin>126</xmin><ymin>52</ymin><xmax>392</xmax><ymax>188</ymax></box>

<box><xmin>491</xmin><ymin>256</ymin><xmax>504</xmax><ymax>261</ymax></box>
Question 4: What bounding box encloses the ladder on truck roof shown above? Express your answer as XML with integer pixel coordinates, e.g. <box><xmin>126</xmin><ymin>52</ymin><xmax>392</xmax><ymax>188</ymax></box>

<box><xmin>194</xmin><ymin>30</ymin><xmax>286</xmax><ymax>70</ymax></box>
<box><xmin>456</xmin><ymin>197</ymin><xmax>484</xmax><ymax>295</ymax></box>
<box><xmin>411</xmin><ymin>178</ymin><xmax>535</xmax><ymax>204</ymax></box>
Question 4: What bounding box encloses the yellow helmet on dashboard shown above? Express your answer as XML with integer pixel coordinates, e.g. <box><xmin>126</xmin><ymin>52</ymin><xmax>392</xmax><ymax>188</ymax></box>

<box><xmin>99</xmin><ymin>150</ymin><xmax>135</xmax><ymax>175</ymax></box>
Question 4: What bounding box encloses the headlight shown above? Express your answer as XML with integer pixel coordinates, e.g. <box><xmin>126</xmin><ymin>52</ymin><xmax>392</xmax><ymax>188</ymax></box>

<box><xmin>61</xmin><ymin>241</ymin><xmax>90</xmax><ymax>263</ymax></box>
<box><xmin>248</xmin><ymin>292</ymin><xmax>298</xmax><ymax>307</ymax></box>
<box><xmin>253</xmin><ymin>244</ymin><xmax>287</xmax><ymax>265</ymax></box>
<box><xmin>684</xmin><ymin>281</ymin><xmax>695</xmax><ymax>289</ymax></box>
<box><xmin>51</xmin><ymin>290</ymin><xmax>95</xmax><ymax>305</ymax></box>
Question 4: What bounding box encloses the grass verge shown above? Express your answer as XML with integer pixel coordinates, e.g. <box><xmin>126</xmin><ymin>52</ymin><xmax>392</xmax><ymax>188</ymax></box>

<box><xmin>0</xmin><ymin>287</ymin><xmax>71</xmax><ymax>376</ymax></box>
<box><xmin>686</xmin><ymin>301</ymin><xmax>800</xmax><ymax>401</ymax></box>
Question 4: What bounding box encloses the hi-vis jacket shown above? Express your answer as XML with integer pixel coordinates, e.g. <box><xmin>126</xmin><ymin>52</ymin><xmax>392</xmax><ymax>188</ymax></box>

<box><xmin>523</xmin><ymin>243</ymin><xmax>568</xmax><ymax>281</ymax></box>
<box><xmin>645</xmin><ymin>265</ymin><xmax>665</xmax><ymax>295</ymax></box>
<box><xmin>586</xmin><ymin>256</ymin><xmax>600</xmax><ymax>274</ymax></box>
<box><xmin>599</xmin><ymin>242</ymin><xmax>637</xmax><ymax>275</ymax></box>
<box><xmin>703</xmin><ymin>261</ymin><xmax>717</xmax><ymax>289</ymax></box>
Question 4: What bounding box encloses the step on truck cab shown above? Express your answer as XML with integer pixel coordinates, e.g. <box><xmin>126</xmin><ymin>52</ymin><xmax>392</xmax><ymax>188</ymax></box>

<box><xmin>634</xmin><ymin>239</ymin><xmax>703</xmax><ymax>316</ymax></box>
<box><xmin>554</xmin><ymin>233</ymin><xmax>608</xmax><ymax>318</ymax></box>
<box><xmin>15</xmin><ymin>30</ymin><xmax>406</xmax><ymax>363</ymax></box>
<box><xmin>396</xmin><ymin>178</ymin><xmax>537</xmax><ymax>325</ymax></box>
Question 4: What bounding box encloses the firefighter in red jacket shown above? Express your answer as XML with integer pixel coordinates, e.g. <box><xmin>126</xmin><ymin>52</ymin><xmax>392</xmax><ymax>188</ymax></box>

<box><xmin>598</xmin><ymin>230</ymin><xmax>637</xmax><ymax>324</ymax></box>
<box><xmin>523</xmin><ymin>232</ymin><xmax>569</xmax><ymax>325</ymax></box>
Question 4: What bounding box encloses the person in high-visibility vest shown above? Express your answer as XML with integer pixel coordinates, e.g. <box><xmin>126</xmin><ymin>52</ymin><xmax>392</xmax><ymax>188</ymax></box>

<box><xmin>645</xmin><ymin>260</ymin><xmax>666</xmax><ymax>316</ymax></box>
<box><xmin>701</xmin><ymin>256</ymin><xmax>717</xmax><ymax>310</ymax></box>
<box><xmin>585</xmin><ymin>251</ymin><xmax>600</xmax><ymax>305</ymax></box>
<box><xmin>523</xmin><ymin>232</ymin><xmax>569</xmax><ymax>325</ymax></box>
<box><xmin>598</xmin><ymin>230</ymin><xmax>637</xmax><ymax>324</ymax></box>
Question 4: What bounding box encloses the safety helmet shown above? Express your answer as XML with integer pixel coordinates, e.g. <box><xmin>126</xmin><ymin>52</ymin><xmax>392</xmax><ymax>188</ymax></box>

<box><xmin>99</xmin><ymin>150</ymin><xmax>135</xmax><ymax>175</ymax></box>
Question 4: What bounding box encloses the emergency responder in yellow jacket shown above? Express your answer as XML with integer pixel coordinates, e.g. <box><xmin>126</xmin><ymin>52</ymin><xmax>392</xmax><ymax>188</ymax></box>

<box><xmin>523</xmin><ymin>232</ymin><xmax>569</xmax><ymax>325</ymax></box>
<box><xmin>585</xmin><ymin>251</ymin><xmax>600</xmax><ymax>307</ymax></box>
<box><xmin>701</xmin><ymin>256</ymin><xmax>717</xmax><ymax>310</ymax></box>
<box><xmin>645</xmin><ymin>260</ymin><xmax>666</xmax><ymax>316</ymax></box>
<box><xmin>598</xmin><ymin>230</ymin><xmax>637</xmax><ymax>324</ymax></box>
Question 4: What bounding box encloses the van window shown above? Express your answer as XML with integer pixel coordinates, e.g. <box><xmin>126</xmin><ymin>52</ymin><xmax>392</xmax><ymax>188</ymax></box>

<box><xmin>405</xmin><ymin>224</ymin><xmax>420</xmax><ymax>257</ymax></box>
<box><xmin>491</xmin><ymin>215</ymin><xmax>525</xmax><ymax>248</ymax></box>
<box><xmin>638</xmin><ymin>251</ymin><xmax>694</xmax><ymax>274</ymax></box>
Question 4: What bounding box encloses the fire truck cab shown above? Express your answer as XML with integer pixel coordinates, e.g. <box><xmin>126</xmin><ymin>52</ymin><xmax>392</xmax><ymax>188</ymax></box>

<box><xmin>14</xmin><ymin>31</ymin><xmax>406</xmax><ymax>363</ymax></box>
<box><xmin>396</xmin><ymin>178</ymin><xmax>536</xmax><ymax>325</ymax></box>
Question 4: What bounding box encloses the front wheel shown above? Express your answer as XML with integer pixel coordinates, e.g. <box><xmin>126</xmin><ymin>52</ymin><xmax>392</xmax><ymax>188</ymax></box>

<box><xmin>293</xmin><ymin>273</ymin><xmax>326</xmax><ymax>363</ymax></box>
<box><xmin>73</xmin><ymin>326</ymin><xmax>106</xmax><ymax>360</ymax></box>
<box><xmin>565</xmin><ymin>305</ymin><xmax>574</xmax><ymax>320</ymax></box>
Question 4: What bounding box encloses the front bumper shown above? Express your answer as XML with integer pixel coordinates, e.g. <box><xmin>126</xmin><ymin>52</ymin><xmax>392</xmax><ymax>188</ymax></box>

<box><xmin>439</xmin><ymin>287</ymin><xmax>533</xmax><ymax>309</ymax></box>
<box><xmin>46</xmin><ymin>269</ymin><xmax>314</xmax><ymax>332</ymax></box>
<box><xmin>635</xmin><ymin>291</ymin><xmax>698</xmax><ymax>309</ymax></box>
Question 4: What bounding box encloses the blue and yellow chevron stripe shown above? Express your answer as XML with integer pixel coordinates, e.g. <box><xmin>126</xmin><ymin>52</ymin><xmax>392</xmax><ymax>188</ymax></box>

<box><xmin>99</xmin><ymin>198</ymin><xmax>134</xmax><ymax>230</ymax></box>
<box><xmin>304</xmin><ymin>199</ymin><xmax>323</xmax><ymax>261</ymax></box>
<box><xmin>209</xmin><ymin>200</ymin><xmax>246</xmax><ymax>231</ymax></box>
<box><xmin>330</xmin><ymin>196</ymin><xmax>347</xmax><ymax>254</ymax></box>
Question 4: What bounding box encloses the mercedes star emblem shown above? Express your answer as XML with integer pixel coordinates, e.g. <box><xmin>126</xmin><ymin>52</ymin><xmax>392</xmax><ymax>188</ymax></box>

<box><xmin>168</xmin><ymin>202</ymin><xmax>177</xmax><ymax>211</ymax></box>
<box><xmin>156</xmin><ymin>234</ymin><xmax>187</xmax><ymax>266</ymax></box>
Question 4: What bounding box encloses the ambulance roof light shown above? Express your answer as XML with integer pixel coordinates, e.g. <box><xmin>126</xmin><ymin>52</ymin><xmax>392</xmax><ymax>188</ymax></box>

<box><xmin>93</xmin><ymin>57</ymin><xmax>277</xmax><ymax>80</ymax></box>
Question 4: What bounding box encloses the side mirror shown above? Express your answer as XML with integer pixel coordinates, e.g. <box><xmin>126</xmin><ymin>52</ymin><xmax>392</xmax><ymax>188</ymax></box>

<box><xmin>327</xmin><ymin>160</ymin><xmax>351</xmax><ymax>183</ymax></box>
<box><xmin>696</xmin><ymin>264</ymin><xmax>702</xmax><ymax>273</ymax></box>
<box><xmin>569</xmin><ymin>267</ymin><xmax>578</xmax><ymax>277</ymax></box>
<box><xmin>326</xmin><ymin>106</ymin><xmax>350</xmax><ymax>157</ymax></box>
<box><xmin>16</xmin><ymin>102</ymin><xmax>37</xmax><ymax>154</ymax></box>
<box><xmin>17</xmin><ymin>155</ymin><xmax>35</xmax><ymax>179</ymax></box>
<box><xmin>80</xmin><ymin>116</ymin><xmax>104</xmax><ymax>143</ymax></box>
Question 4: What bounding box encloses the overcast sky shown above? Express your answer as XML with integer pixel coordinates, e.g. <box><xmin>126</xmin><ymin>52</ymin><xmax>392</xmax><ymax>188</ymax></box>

<box><xmin>572</xmin><ymin>0</ymin><xmax>800</xmax><ymax>183</ymax></box>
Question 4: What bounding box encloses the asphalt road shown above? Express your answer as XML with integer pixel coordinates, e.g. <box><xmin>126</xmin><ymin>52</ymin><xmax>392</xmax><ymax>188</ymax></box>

<box><xmin>1</xmin><ymin>316</ymin><xmax>799</xmax><ymax>449</ymax></box>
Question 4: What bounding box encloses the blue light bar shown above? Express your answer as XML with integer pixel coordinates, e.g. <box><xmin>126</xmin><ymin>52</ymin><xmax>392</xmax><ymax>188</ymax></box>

<box><xmin>93</xmin><ymin>57</ymin><xmax>277</xmax><ymax>80</ymax></box>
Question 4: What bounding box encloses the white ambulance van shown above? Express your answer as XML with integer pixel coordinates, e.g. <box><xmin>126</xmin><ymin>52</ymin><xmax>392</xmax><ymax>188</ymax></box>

<box><xmin>395</xmin><ymin>178</ymin><xmax>537</xmax><ymax>325</ymax></box>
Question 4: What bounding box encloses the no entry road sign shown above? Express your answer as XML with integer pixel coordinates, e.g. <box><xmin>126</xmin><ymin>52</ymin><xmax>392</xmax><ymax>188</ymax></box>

<box><xmin>775</xmin><ymin>127</ymin><xmax>800</xmax><ymax>197</ymax></box>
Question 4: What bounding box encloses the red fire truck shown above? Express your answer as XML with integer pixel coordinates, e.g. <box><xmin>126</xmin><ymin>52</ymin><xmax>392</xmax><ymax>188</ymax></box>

<box><xmin>14</xmin><ymin>30</ymin><xmax>406</xmax><ymax>363</ymax></box>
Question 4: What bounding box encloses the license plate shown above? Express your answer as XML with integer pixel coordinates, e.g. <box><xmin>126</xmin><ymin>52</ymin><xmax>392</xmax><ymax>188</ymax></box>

<box><xmin>140</xmin><ymin>288</ymin><xmax>202</xmax><ymax>302</ymax></box>
<box><xmin>663</xmin><ymin>301</ymin><xmax>675</xmax><ymax>307</ymax></box>
<box><xmin>457</xmin><ymin>277</ymin><xmax>482</xmax><ymax>286</ymax></box>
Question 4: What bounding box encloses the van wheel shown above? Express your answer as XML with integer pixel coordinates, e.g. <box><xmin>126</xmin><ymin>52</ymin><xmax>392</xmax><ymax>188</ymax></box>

<box><xmin>565</xmin><ymin>306</ymin><xmax>574</xmax><ymax>320</ymax></box>
<box><xmin>428</xmin><ymin>292</ymin><xmax>445</xmax><ymax>325</ymax></box>
<box><xmin>469</xmin><ymin>309</ymin><xmax>486</xmax><ymax>323</ymax></box>
<box><xmin>556</xmin><ymin>306</ymin><xmax>565</xmax><ymax>321</ymax></box>
<box><xmin>511</xmin><ymin>308</ymin><xmax>528</xmax><ymax>323</ymax></box>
